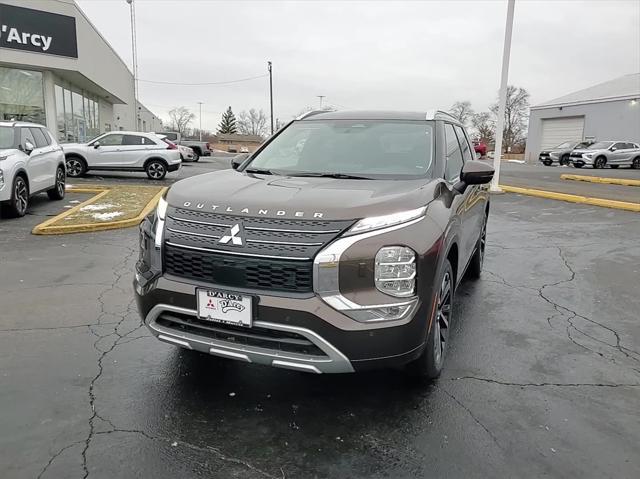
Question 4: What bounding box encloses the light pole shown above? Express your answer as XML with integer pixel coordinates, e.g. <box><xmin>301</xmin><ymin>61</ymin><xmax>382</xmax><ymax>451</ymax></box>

<box><xmin>268</xmin><ymin>61</ymin><xmax>274</xmax><ymax>135</ymax></box>
<box><xmin>126</xmin><ymin>0</ymin><xmax>139</xmax><ymax>130</ymax></box>
<box><xmin>490</xmin><ymin>0</ymin><xmax>515</xmax><ymax>192</ymax></box>
<box><xmin>317</xmin><ymin>95</ymin><xmax>325</xmax><ymax>109</ymax></box>
<box><xmin>197</xmin><ymin>102</ymin><xmax>203</xmax><ymax>141</ymax></box>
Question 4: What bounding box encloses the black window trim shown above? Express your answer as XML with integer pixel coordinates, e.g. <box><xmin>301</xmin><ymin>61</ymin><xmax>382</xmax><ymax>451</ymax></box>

<box><xmin>444</xmin><ymin>122</ymin><xmax>464</xmax><ymax>184</ymax></box>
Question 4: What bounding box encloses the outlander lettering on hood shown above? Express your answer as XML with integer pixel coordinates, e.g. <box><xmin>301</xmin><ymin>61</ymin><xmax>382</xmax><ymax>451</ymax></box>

<box><xmin>134</xmin><ymin>110</ymin><xmax>495</xmax><ymax>379</ymax></box>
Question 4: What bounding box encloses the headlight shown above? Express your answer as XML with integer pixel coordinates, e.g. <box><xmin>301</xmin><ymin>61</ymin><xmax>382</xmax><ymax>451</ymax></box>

<box><xmin>375</xmin><ymin>246</ymin><xmax>416</xmax><ymax>297</ymax></box>
<box><xmin>348</xmin><ymin>206</ymin><xmax>426</xmax><ymax>235</ymax></box>
<box><xmin>156</xmin><ymin>195</ymin><xmax>168</xmax><ymax>221</ymax></box>
<box><xmin>583</xmin><ymin>153</ymin><xmax>593</xmax><ymax>158</ymax></box>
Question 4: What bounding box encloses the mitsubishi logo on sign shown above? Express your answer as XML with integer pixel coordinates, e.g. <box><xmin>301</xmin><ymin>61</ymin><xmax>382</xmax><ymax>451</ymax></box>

<box><xmin>218</xmin><ymin>224</ymin><xmax>244</xmax><ymax>246</ymax></box>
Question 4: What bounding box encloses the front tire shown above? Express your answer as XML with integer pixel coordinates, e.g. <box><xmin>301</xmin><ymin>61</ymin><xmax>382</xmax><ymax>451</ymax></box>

<box><xmin>406</xmin><ymin>259</ymin><xmax>454</xmax><ymax>380</ymax></box>
<box><xmin>632</xmin><ymin>157</ymin><xmax>640</xmax><ymax>169</ymax></box>
<box><xmin>560</xmin><ymin>154</ymin><xmax>570</xmax><ymax>166</ymax></box>
<box><xmin>543</xmin><ymin>160</ymin><xmax>552</xmax><ymax>166</ymax></box>
<box><xmin>47</xmin><ymin>166</ymin><xmax>66</xmax><ymax>200</ymax></box>
<box><xmin>192</xmin><ymin>151</ymin><xmax>200</xmax><ymax>162</ymax></box>
<box><xmin>574</xmin><ymin>163</ymin><xmax>583</xmax><ymax>168</ymax></box>
<box><xmin>467</xmin><ymin>215</ymin><xmax>487</xmax><ymax>280</ymax></box>
<box><xmin>2</xmin><ymin>175</ymin><xmax>29</xmax><ymax>218</ymax></box>
<box><xmin>145</xmin><ymin>159</ymin><xmax>167</xmax><ymax>180</ymax></box>
<box><xmin>65</xmin><ymin>156</ymin><xmax>86</xmax><ymax>177</ymax></box>
<box><xmin>593</xmin><ymin>156</ymin><xmax>606</xmax><ymax>169</ymax></box>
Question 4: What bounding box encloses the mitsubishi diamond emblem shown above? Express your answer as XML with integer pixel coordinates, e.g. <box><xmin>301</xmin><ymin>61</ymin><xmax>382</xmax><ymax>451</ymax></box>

<box><xmin>219</xmin><ymin>223</ymin><xmax>243</xmax><ymax>246</ymax></box>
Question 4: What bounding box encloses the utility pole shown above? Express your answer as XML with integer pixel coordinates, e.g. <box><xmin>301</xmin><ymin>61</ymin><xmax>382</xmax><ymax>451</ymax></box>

<box><xmin>126</xmin><ymin>0</ymin><xmax>139</xmax><ymax>130</ymax></box>
<box><xmin>268</xmin><ymin>61</ymin><xmax>274</xmax><ymax>135</ymax></box>
<box><xmin>317</xmin><ymin>95</ymin><xmax>325</xmax><ymax>109</ymax></box>
<box><xmin>491</xmin><ymin>0</ymin><xmax>515</xmax><ymax>193</ymax></box>
<box><xmin>197</xmin><ymin>102</ymin><xmax>203</xmax><ymax>141</ymax></box>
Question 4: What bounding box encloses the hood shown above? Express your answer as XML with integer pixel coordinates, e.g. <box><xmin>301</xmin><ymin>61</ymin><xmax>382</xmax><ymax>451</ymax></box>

<box><xmin>61</xmin><ymin>143</ymin><xmax>85</xmax><ymax>149</ymax></box>
<box><xmin>0</xmin><ymin>148</ymin><xmax>20</xmax><ymax>158</ymax></box>
<box><xmin>571</xmin><ymin>148</ymin><xmax>594</xmax><ymax>154</ymax></box>
<box><xmin>166</xmin><ymin>169</ymin><xmax>439</xmax><ymax>221</ymax></box>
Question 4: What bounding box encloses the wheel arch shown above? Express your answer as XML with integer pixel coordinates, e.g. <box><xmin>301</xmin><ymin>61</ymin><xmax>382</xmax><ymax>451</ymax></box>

<box><xmin>143</xmin><ymin>157</ymin><xmax>169</xmax><ymax>169</ymax></box>
<box><xmin>14</xmin><ymin>168</ymin><xmax>30</xmax><ymax>191</ymax></box>
<box><xmin>445</xmin><ymin>241</ymin><xmax>459</xmax><ymax>288</ymax></box>
<box><xmin>190</xmin><ymin>146</ymin><xmax>203</xmax><ymax>155</ymax></box>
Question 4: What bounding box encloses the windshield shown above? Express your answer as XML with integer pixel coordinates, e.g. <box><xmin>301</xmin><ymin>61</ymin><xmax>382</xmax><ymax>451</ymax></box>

<box><xmin>553</xmin><ymin>142</ymin><xmax>575</xmax><ymax>149</ymax></box>
<box><xmin>588</xmin><ymin>141</ymin><xmax>613</xmax><ymax>150</ymax></box>
<box><xmin>247</xmin><ymin>120</ymin><xmax>435</xmax><ymax>179</ymax></box>
<box><xmin>0</xmin><ymin>126</ymin><xmax>17</xmax><ymax>150</ymax></box>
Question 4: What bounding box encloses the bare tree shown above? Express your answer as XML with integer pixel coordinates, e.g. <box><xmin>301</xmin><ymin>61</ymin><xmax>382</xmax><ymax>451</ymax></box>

<box><xmin>168</xmin><ymin>106</ymin><xmax>195</xmax><ymax>137</ymax></box>
<box><xmin>490</xmin><ymin>86</ymin><xmax>530</xmax><ymax>152</ymax></box>
<box><xmin>237</xmin><ymin>109</ymin><xmax>268</xmax><ymax>137</ymax></box>
<box><xmin>471</xmin><ymin>112</ymin><xmax>494</xmax><ymax>145</ymax></box>
<box><xmin>449</xmin><ymin>101</ymin><xmax>475</xmax><ymax>126</ymax></box>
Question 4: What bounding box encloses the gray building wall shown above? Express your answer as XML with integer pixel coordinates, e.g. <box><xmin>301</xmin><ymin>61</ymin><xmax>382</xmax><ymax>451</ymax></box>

<box><xmin>0</xmin><ymin>0</ymin><xmax>159</xmax><ymax>135</ymax></box>
<box><xmin>525</xmin><ymin>99</ymin><xmax>640</xmax><ymax>162</ymax></box>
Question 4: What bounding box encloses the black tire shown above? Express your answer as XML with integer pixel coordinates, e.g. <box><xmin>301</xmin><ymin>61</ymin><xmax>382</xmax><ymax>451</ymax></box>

<box><xmin>632</xmin><ymin>157</ymin><xmax>640</xmax><ymax>169</ymax></box>
<box><xmin>47</xmin><ymin>166</ymin><xmax>66</xmax><ymax>200</ymax></box>
<box><xmin>560</xmin><ymin>154</ymin><xmax>570</xmax><ymax>166</ymax></box>
<box><xmin>610</xmin><ymin>165</ymin><xmax>619</xmax><ymax>169</ymax></box>
<box><xmin>145</xmin><ymin>159</ymin><xmax>167</xmax><ymax>180</ymax></box>
<box><xmin>1</xmin><ymin>175</ymin><xmax>29</xmax><ymax>218</ymax></box>
<box><xmin>467</xmin><ymin>215</ymin><xmax>487</xmax><ymax>280</ymax></box>
<box><xmin>543</xmin><ymin>160</ymin><xmax>552</xmax><ymax>166</ymax></box>
<box><xmin>65</xmin><ymin>156</ymin><xmax>87</xmax><ymax>177</ymax></box>
<box><xmin>593</xmin><ymin>156</ymin><xmax>606</xmax><ymax>169</ymax></box>
<box><xmin>192</xmin><ymin>151</ymin><xmax>200</xmax><ymax>162</ymax></box>
<box><xmin>574</xmin><ymin>163</ymin><xmax>583</xmax><ymax>168</ymax></box>
<box><xmin>405</xmin><ymin>259</ymin><xmax>454</xmax><ymax>380</ymax></box>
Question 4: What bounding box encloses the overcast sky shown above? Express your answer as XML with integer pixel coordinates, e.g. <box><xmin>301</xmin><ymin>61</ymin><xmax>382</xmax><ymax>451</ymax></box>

<box><xmin>75</xmin><ymin>0</ymin><xmax>640</xmax><ymax>132</ymax></box>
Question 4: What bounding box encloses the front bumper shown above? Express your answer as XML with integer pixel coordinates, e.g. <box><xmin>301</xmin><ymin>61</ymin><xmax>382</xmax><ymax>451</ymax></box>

<box><xmin>134</xmin><ymin>274</ymin><xmax>431</xmax><ymax>373</ymax></box>
<box><xmin>571</xmin><ymin>155</ymin><xmax>593</xmax><ymax>166</ymax></box>
<box><xmin>167</xmin><ymin>162</ymin><xmax>181</xmax><ymax>172</ymax></box>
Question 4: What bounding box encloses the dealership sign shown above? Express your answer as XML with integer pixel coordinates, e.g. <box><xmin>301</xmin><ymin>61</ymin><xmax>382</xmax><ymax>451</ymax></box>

<box><xmin>0</xmin><ymin>3</ymin><xmax>77</xmax><ymax>58</ymax></box>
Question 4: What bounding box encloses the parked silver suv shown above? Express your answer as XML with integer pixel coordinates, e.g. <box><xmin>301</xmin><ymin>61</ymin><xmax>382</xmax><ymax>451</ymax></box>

<box><xmin>0</xmin><ymin>122</ymin><xmax>66</xmax><ymax>217</ymax></box>
<box><xmin>570</xmin><ymin>141</ymin><xmax>640</xmax><ymax>169</ymax></box>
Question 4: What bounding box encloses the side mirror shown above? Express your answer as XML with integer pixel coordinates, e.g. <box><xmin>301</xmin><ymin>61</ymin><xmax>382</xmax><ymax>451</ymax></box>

<box><xmin>24</xmin><ymin>140</ymin><xmax>35</xmax><ymax>155</ymax></box>
<box><xmin>453</xmin><ymin>160</ymin><xmax>495</xmax><ymax>193</ymax></box>
<box><xmin>610</xmin><ymin>147</ymin><xmax>616</xmax><ymax>152</ymax></box>
<box><xmin>475</xmin><ymin>151</ymin><xmax>482</xmax><ymax>160</ymax></box>
<box><xmin>231</xmin><ymin>153</ymin><xmax>249</xmax><ymax>170</ymax></box>
<box><xmin>93</xmin><ymin>141</ymin><xmax>100</xmax><ymax>149</ymax></box>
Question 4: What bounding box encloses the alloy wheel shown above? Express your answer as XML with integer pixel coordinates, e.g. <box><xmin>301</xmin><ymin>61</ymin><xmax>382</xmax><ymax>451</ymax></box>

<box><xmin>15</xmin><ymin>177</ymin><xmax>28</xmax><ymax>215</ymax></box>
<box><xmin>433</xmin><ymin>270</ymin><xmax>452</xmax><ymax>366</ymax></box>
<box><xmin>633</xmin><ymin>158</ymin><xmax>640</xmax><ymax>170</ymax></box>
<box><xmin>148</xmin><ymin>162</ymin><xmax>165</xmax><ymax>179</ymax></box>
<box><xmin>66</xmin><ymin>158</ymin><xmax>82</xmax><ymax>177</ymax></box>
<box><xmin>56</xmin><ymin>168</ymin><xmax>65</xmax><ymax>197</ymax></box>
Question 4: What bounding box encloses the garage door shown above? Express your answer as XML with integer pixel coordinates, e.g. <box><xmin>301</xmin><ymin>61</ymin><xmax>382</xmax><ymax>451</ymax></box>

<box><xmin>540</xmin><ymin>116</ymin><xmax>585</xmax><ymax>149</ymax></box>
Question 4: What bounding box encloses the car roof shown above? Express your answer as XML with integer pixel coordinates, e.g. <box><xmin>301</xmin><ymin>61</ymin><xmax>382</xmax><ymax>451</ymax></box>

<box><xmin>102</xmin><ymin>131</ymin><xmax>159</xmax><ymax>136</ymax></box>
<box><xmin>297</xmin><ymin>109</ymin><xmax>462</xmax><ymax>123</ymax></box>
<box><xmin>0</xmin><ymin>121</ymin><xmax>47</xmax><ymax>128</ymax></box>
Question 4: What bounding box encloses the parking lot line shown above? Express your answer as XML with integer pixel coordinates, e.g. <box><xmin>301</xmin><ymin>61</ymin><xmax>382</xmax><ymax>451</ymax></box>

<box><xmin>560</xmin><ymin>174</ymin><xmax>640</xmax><ymax>187</ymax></box>
<box><xmin>500</xmin><ymin>185</ymin><xmax>640</xmax><ymax>212</ymax></box>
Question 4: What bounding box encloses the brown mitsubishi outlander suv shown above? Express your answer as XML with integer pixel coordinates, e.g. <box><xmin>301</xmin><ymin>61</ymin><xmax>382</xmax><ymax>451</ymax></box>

<box><xmin>134</xmin><ymin>110</ymin><xmax>494</xmax><ymax>379</ymax></box>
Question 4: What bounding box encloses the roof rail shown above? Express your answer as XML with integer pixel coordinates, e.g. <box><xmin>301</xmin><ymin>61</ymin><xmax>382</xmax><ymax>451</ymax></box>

<box><xmin>425</xmin><ymin>110</ymin><xmax>459</xmax><ymax>122</ymax></box>
<box><xmin>296</xmin><ymin>110</ymin><xmax>328</xmax><ymax>120</ymax></box>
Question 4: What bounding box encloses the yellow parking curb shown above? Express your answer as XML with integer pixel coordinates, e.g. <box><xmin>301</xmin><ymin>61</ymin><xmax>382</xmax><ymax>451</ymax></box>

<box><xmin>560</xmin><ymin>174</ymin><xmax>640</xmax><ymax>187</ymax></box>
<box><xmin>32</xmin><ymin>186</ymin><xmax>167</xmax><ymax>235</ymax></box>
<box><xmin>500</xmin><ymin>185</ymin><xmax>640</xmax><ymax>213</ymax></box>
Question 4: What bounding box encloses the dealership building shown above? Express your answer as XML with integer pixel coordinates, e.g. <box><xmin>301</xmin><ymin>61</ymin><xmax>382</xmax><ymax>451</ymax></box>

<box><xmin>524</xmin><ymin>73</ymin><xmax>640</xmax><ymax>162</ymax></box>
<box><xmin>0</xmin><ymin>0</ymin><xmax>161</xmax><ymax>143</ymax></box>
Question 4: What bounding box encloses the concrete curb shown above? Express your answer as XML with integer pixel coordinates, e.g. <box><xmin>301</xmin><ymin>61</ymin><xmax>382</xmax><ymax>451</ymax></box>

<box><xmin>32</xmin><ymin>186</ymin><xmax>167</xmax><ymax>235</ymax></box>
<box><xmin>560</xmin><ymin>174</ymin><xmax>640</xmax><ymax>187</ymax></box>
<box><xmin>500</xmin><ymin>185</ymin><xmax>640</xmax><ymax>213</ymax></box>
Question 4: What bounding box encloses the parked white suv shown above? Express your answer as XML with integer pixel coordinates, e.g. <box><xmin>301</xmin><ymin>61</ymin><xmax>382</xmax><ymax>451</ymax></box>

<box><xmin>0</xmin><ymin>122</ymin><xmax>66</xmax><ymax>218</ymax></box>
<box><xmin>62</xmin><ymin>131</ymin><xmax>181</xmax><ymax>180</ymax></box>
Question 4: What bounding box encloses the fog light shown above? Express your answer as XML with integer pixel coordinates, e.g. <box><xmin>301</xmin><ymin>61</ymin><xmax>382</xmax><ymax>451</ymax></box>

<box><xmin>375</xmin><ymin>246</ymin><xmax>416</xmax><ymax>297</ymax></box>
<box><xmin>343</xmin><ymin>300</ymin><xmax>418</xmax><ymax>323</ymax></box>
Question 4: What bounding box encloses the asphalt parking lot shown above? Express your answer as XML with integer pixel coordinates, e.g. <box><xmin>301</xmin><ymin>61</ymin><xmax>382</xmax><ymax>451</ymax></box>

<box><xmin>1</xmin><ymin>166</ymin><xmax>639</xmax><ymax>478</ymax></box>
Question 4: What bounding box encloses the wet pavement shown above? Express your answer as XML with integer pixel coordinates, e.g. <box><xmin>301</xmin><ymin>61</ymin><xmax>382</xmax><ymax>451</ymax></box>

<box><xmin>1</xmin><ymin>191</ymin><xmax>639</xmax><ymax>478</ymax></box>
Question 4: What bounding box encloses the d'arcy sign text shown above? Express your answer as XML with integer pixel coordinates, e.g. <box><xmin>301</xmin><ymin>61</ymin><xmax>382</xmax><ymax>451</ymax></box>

<box><xmin>0</xmin><ymin>3</ymin><xmax>77</xmax><ymax>58</ymax></box>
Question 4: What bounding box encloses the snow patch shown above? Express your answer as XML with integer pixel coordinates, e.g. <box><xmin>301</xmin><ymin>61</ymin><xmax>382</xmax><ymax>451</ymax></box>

<box><xmin>80</xmin><ymin>203</ymin><xmax>116</xmax><ymax>212</ymax></box>
<box><xmin>92</xmin><ymin>211</ymin><xmax>124</xmax><ymax>221</ymax></box>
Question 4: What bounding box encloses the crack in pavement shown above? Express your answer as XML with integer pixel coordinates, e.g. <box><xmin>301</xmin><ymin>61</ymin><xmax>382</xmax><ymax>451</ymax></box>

<box><xmin>36</xmin><ymin>440</ymin><xmax>86</xmax><ymax>479</ymax></box>
<box><xmin>450</xmin><ymin>376</ymin><xmax>640</xmax><ymax>388</ymax></box>
<box><xmin>0</xmin><ymin>321</ymin><xmax>120</xmax><ymax>333</ymax></box>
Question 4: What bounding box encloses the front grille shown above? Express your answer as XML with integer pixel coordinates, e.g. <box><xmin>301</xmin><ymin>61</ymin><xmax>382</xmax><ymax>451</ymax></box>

<box><xmin>162</xmin><ymin>207</ymin><xmax>355</xmax><ymax>293</ymax></box>
<box><xmin>570</xmin><ymin>152</ymin><xmax>583</xmax><ymax>158</ymax></box>
<box><xmin>157</xmin><ymin>312</ymin><xmax>327</xmax><ymax>357</ymax></box>
<box><xmin>164</xmin><ymin>244</ymin><xmax>313</xmax><ymax>292</ymax></box>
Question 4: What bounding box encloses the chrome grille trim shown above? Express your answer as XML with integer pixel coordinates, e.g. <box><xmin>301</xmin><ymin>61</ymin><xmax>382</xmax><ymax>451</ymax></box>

<box><xmin>165</xmin><ymin>241</ymin><xmax>312</xmax><ymax>261</ymax></box>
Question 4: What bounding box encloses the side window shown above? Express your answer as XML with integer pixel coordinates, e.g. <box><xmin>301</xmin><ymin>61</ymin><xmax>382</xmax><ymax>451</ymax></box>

<box><xmin>612</xmin><ymin>142</ymin><xmax>625</xmax><ymax>150</ymax></box>
<box><xmin>624</xmin><ymin>143</ymin><xmax>635</xmax><ymax>149</ymax></box>
<box><xmin>99</xmin><ymin>134</ymin><xmax>124</xmax><ymax>146</ymax></box>
<box><xmin>122</xmin><ymin>134</ymin><xmax>145</xmax><ymax>145</ymax></box>
<box><xmin>39</xmin><ymin>128</ymin><xmax>53</xmax><ymax>145</ymax></box>
<box><xmin>454</xmin><ymin>125</ymin><xmax>473</xmax><ymax>163</ymax></box>
<box><xmin>30</xmin><ymin>128</ymin><xmax>49</xmax><ymax>148</ymax></box>
<box><xmin>20</xmin><ymin>128</ymin><xmax>37</xmax><ymax>149</ymax></box>
<box><xmin>444</xmin><ymin>123</ymin><xmax>464</xmax><ymax>181</ymax></box>
<box><xmin>142</xmin><ymin>136</ymin><xmax>158</xmax><ymax>145</ymax></box>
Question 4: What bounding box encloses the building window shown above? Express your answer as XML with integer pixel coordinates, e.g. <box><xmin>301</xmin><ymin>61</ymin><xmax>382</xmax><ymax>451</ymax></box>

<box><xmin>0</xmin><ymin>67</ymin><xmax>45</xmax><ymax>124</ymax></box>
<box><xmin>54</xmin><ymin>83</ymin><xmax>101</xmax><ymax>143</ymax></box>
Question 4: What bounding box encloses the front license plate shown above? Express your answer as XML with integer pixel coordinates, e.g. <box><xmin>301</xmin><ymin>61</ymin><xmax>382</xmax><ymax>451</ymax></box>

<box><xmin>197</xmin><ymin>289</ymin><xmax>253</xmax><ymax>327</ymax></box>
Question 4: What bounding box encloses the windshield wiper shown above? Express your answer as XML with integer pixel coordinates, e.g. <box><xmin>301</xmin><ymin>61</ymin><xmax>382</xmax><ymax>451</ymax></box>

<box><xmin>244</xmin><ymin>167</ymin><xmax>274</xmax><ymax>175</ymax></box>
<box><xmin>288</xmin><ymin>172</ymin><xmax>372</xmax><ymax>180</ymax></box>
